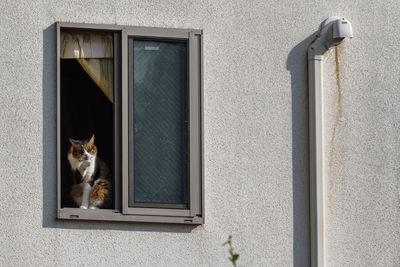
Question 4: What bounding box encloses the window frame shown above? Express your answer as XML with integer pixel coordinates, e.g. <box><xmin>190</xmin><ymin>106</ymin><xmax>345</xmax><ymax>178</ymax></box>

<box><xmin>56</xmin><ymin>22</ymin><xmax>204</xmax><ymax>224</ymax></box>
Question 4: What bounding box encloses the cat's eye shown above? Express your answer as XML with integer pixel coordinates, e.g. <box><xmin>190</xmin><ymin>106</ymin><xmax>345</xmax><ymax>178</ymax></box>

<box><xmin>57</xmin><ymin>23</ymin><xmax>203</xmax><ymax>224</ymax></box>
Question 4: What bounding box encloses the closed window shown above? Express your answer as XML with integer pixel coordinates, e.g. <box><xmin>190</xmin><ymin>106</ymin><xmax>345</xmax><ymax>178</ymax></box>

<box><xmin>57</xmin><ymin>23</ymin><xmax>203</xmax><ymax>224</ymax></box>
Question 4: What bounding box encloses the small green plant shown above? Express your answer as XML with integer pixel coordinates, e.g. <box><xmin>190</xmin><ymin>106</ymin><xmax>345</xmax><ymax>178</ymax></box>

<box><xmin>223</xmin><ymin>235</ymin><xmax>240</xmax><ymax>267</ymax></box>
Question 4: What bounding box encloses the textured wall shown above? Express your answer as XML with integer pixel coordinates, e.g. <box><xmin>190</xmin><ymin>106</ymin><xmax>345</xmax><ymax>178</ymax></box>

<box><xmin>0</xmin><ymin>0</ymin><xmax>399</xmax><ymax>266</ymax></box>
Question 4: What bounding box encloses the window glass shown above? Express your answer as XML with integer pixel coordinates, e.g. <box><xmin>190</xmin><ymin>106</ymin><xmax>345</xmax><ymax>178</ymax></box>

<box><xmin>131</xmin><ymin>39</ymin><xmax>189</xmax><ymax>207</ymax></box>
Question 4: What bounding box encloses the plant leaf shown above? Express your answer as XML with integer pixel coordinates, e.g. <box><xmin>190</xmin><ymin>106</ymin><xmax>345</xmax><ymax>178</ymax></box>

<box><xmin>232</xmin><ymin>254</ymin><xmax>239</xmax><ymax>262</ymax></box>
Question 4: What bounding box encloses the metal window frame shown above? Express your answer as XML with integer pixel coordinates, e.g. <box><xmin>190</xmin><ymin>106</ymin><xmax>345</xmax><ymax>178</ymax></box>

<box><xmin>122</xmin><ymin>28</ymin><xmax>202</xmax><ymax>218</ymax></box>
<box><xmin>56</xmin><ymin>22</ymin><xmax>204</xmax><ymax>224</ymax></box>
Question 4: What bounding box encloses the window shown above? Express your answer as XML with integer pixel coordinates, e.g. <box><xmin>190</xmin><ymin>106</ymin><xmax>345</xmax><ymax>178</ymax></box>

<box><xmin>57</xmin><ymin>22</ymin><xmax>203</xmax><ymax>224</ymax></box>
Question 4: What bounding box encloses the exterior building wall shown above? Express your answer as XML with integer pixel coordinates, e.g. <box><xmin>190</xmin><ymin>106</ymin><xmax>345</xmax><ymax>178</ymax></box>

<box><xmin>0</xmin><ymin>0</ymin><xmax>399</xmax><ymax>266</ymax></box>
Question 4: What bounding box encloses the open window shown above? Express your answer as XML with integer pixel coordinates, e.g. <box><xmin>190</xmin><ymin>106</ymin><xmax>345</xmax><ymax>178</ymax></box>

<box><xmin>57</xmin><ymin>23</ymin><xmax>203</xmax><ymax>224</ymax></box>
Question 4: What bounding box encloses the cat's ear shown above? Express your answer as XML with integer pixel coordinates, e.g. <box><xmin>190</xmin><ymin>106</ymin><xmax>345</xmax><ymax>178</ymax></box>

<box><xmin>88</xmin><ymin>135</ymin><xmax>95</xmax><ymax>145</ymax></box>
<box><xmin>69</xmin><ymin>138</ymin><xmax>79</xmax><ymax>145</ymax></box>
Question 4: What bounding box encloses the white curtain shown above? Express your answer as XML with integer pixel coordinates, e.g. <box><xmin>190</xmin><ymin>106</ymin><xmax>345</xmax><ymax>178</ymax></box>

<box><xmin>61</xmin><ymin>31</ymin><xmax>114</xmax><ymax>103</ymax></box>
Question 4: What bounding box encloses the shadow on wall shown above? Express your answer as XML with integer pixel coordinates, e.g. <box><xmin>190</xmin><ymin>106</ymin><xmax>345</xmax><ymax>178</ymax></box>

<box><xmin>41</xmin><ymin>24</ymin><xmax>195</xmax><ymax>233</ymax></box>
<box><xmin>286</xmin><ymin>33</ymin><xmax>316</xmax><ymax>267</ymax></box>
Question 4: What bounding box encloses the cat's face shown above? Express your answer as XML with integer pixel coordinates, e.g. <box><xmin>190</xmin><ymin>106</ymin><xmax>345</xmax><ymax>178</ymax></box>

<box><xmin>68</xmin><ymin>135</ymin><xmax>97</xmax><ymax>162</ymax></box>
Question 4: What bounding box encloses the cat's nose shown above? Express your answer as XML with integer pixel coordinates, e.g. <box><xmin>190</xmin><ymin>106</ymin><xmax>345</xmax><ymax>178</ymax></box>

<box><xmin>83</xmin><ymin>154</ymin><xmax>89</xmax><ymax>160</ymax></box>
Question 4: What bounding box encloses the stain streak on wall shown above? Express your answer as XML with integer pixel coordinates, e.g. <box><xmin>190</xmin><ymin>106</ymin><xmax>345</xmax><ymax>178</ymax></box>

<box><xmin>328</xmin><ymin>46</ymin><xmax>344</xmax><ymax>172</ymax></box>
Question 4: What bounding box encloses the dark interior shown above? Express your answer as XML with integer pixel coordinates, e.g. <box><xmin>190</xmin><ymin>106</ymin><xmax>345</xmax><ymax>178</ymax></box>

<box><xmin>60</xmin><ymin>59</ymin><xmax>114</xmax><ymax>208</ymax></box>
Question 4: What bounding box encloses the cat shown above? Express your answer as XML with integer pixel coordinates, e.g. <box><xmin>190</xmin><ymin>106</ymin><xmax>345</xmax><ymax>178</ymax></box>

<box><xmin>67</xmin><ymin>135</ymin><xmax>112</xmax><ymax>209</ymax></box>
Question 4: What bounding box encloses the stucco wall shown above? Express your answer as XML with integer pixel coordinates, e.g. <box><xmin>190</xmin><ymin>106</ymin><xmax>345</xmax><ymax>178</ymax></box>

<box><xmin>0</xmin><ymin>0</ymin><xmax>399</xmax><ymax>266</ymax></box>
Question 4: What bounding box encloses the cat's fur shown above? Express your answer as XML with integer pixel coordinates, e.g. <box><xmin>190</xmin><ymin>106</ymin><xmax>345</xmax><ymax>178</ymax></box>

<box><xmin>67</xmin><ymin>135</ymin><xmax>112</xmax><ymax>209</ymax></box>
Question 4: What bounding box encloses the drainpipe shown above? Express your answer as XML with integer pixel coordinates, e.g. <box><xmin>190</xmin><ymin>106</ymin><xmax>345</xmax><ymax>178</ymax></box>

<box><xmin>308</xmin><ymin>16</ymin><xmax>353</xmax><ymax>267</ymax></box>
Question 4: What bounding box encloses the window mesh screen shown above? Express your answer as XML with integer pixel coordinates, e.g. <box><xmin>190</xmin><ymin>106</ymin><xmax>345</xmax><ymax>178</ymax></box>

<box><xmin>131</xmin><ymin>40</ymin><xmax>188</xmax><ymax>206</ymax></box>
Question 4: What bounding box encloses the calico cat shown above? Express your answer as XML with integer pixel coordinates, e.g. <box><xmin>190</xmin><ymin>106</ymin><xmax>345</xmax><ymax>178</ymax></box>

<box><xmin>67</xmin><ymin>135</ymin><xmax>112</xmax><ymax>209</ymax></box>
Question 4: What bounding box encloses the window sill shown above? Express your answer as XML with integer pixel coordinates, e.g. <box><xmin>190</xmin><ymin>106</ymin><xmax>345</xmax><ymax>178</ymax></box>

<box><xmin>57</xmin><ymin>208</ymin><xmax>203</xmax><ymax>224</ymax></box>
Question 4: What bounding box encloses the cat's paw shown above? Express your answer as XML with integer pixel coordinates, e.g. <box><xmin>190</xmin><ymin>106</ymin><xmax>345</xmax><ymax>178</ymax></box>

<box><xmin>79</xmin><ymin>205</ymin><xmax>88</xmax><ymax>209</ymax></box>
<box><xmin>89</xmin><ymin>205</ymin><xmax>98</xmax><ymax>210</ymax></box>
<box><xmin>79</xmin><ymin>161</ymin><xmax>90</xmax><ymax>173</ymax></box>
<box><xmin>80</xmin><ymin>161</ymin><xmax>91</xmax><ymax>169</ymax></box>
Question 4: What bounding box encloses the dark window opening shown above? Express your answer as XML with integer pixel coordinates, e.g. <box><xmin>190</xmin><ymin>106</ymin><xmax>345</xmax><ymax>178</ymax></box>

<box><xmin>60</xmin><ymin>58</ymin><xmax>114</xmax><ymax>209</ymax></box>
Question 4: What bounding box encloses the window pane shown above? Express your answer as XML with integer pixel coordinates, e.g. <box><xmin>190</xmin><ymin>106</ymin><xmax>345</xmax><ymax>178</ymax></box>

<box><xmin>131</xmin><ymin>39</ymin><xmax>188</xmax><ymax>207</ymax></box>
